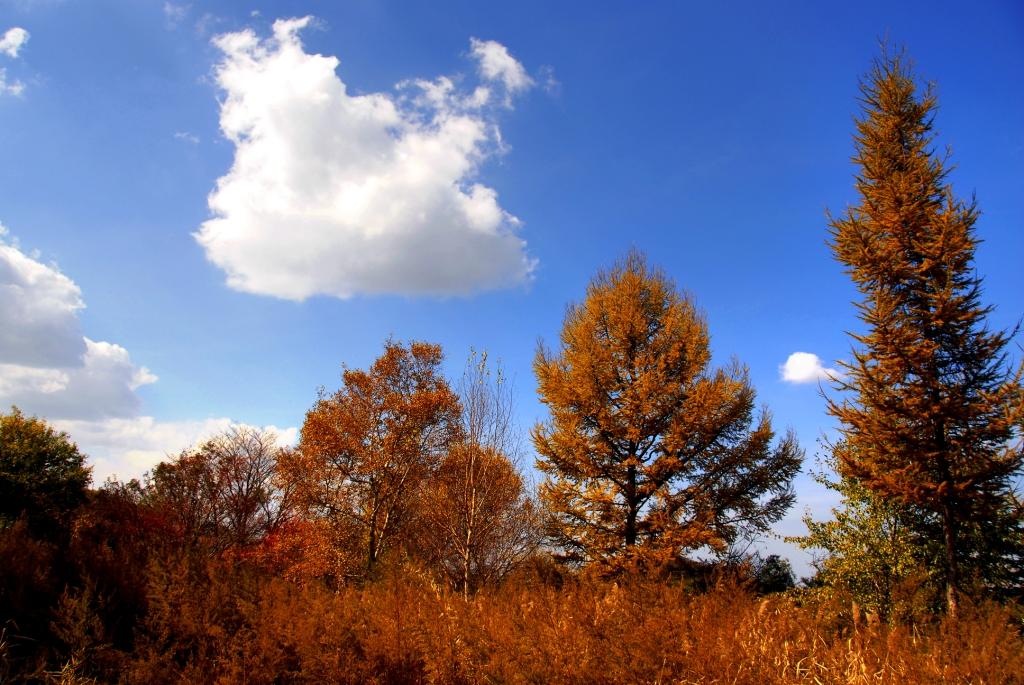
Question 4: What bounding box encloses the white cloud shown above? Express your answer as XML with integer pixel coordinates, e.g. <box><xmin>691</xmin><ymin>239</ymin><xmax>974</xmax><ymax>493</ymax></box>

<box><xmin>55</xmin><ymin>416</ymin><xmax>298</xmax><ymax>483</ymax></box>
<box><xmin>0</xmin><ymin>239</ymin><xmax>86</xmax><ymax>368</ymax></box>
<box><xmin>195</xmin><ymin>17</ymin><xmax>535</xmax><ymax>301</ymax></box>
<box><xmin>469</xmin><ymin>38</ymin><xmax>534</xmax><ymax>96</ymax></box>
<box><xmin>174</xmin><ymin>130</ymin><xmax>200</xmax><ymax>144</ymax></box>
<box><xmin>780</xmin><ymin>352</ymin><xmax>842</xmax><ymax>384</ymax></box>
<box><xmin>537</xmin><ymin>65</ymin><xmax>561</xmax><ymax>95</ymax></box>
<box><xmin>0</xmin><ymin>225</ymin><xmax>296</xmax><ymax>483</ymax></box>
<box><xmin>0</xmin><ymin>234</ymin><xmax>157</xmax><ymax>419</ymax></box>
<box><xmin>0</xmin><ymin>339</ymin><xmax>157</xmax><ymax>420</ymax></box>
<box><xmin>194</xmin><ymin>12</ymin><xmax>223</xmax><ymax>37</ymax></box>
<box><xmin>0</xmin><ymin>27</ymin><xmax>29</xmax><ymax>58</ymax></box>
<box><xmin>0</xmin><ymin>68</ymin><xmax>25</xmax><ymax>96</ymax></box>
<box><xmin>162</xmin><ymin>2</ymin><xmax>189</xmax><ymax>27</ymax></box>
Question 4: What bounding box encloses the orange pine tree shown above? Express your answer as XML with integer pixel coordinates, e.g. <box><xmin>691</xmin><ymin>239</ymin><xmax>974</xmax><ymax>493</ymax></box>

<box><xmin>533</xmin><ymin>252</ymin><xmax>801</xmax><ymax>571</ymax></box>
<box><xmin>827</xmin><ymin>51</ymin><xmax>1024</xmax><ymax>615</ymax></box>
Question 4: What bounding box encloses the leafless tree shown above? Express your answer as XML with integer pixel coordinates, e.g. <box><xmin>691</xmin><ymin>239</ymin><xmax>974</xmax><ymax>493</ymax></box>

<box><xmin>418</xmin><ymin>351</ymin><xmax>541</xmax><ymax>597</ymax></box>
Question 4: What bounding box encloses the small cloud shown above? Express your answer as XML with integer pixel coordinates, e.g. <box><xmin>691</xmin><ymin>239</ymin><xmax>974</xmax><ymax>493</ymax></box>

<box><xmin>174</xmin><ymin>131</ymin><xmax>200</xmax><ymax>144</ymax></box>
<box><xmin>0</xmin><ymin>68</ymin><xmax>25</xmax><ymax>96</ymax></box>
<box><xmin>163</xmin><ymin>2</ymin><xmax>189</xmax><ymax>28</ymax></box>
<box><xmin>469</xmin><ymin>38</ymin><xmax>534</xmax><ymax>98</ymax></box>
<box><xmin>538</xmin><ymin>65</ymin><xmax>560</xmax><ymax>95</ymax></box>
<box><xmin>0</xmin><ymin>27</ymin><xmax>29</xmax><ymax>58</ymax></box>
<box><xmin>194</xmin><ymin>12</ymin><xmax>224</xmax><ymax>37</ymax></box>
<box><xmin>780</xmin><ymin>352</ymin><xmax>842</xmax><ymax>384</ymax></box>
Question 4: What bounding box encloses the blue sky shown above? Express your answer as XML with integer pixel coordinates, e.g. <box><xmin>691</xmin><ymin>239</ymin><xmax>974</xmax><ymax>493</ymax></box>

<box><xmin>1</xmin><ymin>0</ymin><xmax>1021</xmax><ymax>575</ymax></box>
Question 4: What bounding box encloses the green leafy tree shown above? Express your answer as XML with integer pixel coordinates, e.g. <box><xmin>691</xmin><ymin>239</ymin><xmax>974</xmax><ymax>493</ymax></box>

<box><xmin>827</xmin><ymin>51</ymin><xmax>1024</xmax><ymax>614</ymax></box>
<box><xmin>0</xmin><ymin>407</ymin><xmax>91</xmax><ymax>536</ymax></box>
<box><xmin>533</xmin><ymin>252</ymin><xmax>802</xmax><ymax>571</ymax></box>
<box><xmin>794</xmin><ymin>449</ymin><xmax>1024</xmax><ymax>617</ymax></box>
<box><xmin>790</xmin><ymin>450</ymin><xmax>937</xmax><ymax>618</ymax></box>
<box><xmin>752</xmin><ymin>554</ymin><xmax>796</xmax><ymax>594</ymax></box>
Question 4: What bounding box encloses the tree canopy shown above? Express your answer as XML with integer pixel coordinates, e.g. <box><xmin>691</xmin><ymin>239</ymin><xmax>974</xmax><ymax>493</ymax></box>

<box><xmin>416</xmin><ymin>351</ymin><xmax>540</xmax><ymax>596</ymax></box>
<box><xmin>0</xmin><ymin>406</ymin><xmax>91</xmax><ymax>537</ymax></box>
<box><xmin>285</xmin><ymin>340</ymin><xmax>463</xmax><ymax>581</ymax></box>
<box><xmin>533</xmin><ymin>251</ymin><xmax>802</xmax><ymax>571</ymax></box>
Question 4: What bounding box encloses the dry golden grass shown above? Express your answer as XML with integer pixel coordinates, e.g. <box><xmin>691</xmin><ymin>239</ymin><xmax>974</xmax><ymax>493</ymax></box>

<box><xmin>75</xmin><ymin>558</ymin><xmax>1019</xmax><ymax>685</ymax></box>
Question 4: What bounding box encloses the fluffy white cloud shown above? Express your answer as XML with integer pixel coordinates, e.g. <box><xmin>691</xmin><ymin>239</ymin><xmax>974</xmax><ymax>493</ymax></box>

<box><xmin>0</xmin><ymin>339</ymin><xmax>158</xmax><ymax>420</ymax></box>
<box><xmin>0</xmin><ymin>27</ymin><xmax>29</xmax><ymax>58</ymax></box>
<box><xmin>780</xmin><ymin>352</ymin><xmax>842</xmax><ymax>384</ymax></box>
<box><xmin>0</xmin><ymin>238</ymin><xmax>86</xmax><ymax>367</ymax></box>
<box><xmin>55</xmin><ymin>416</ymin><xmax>298</xmax><ymax>484</ymax></box>
<box><xmin>0</xmin><ymin>226</ymin><xmax>297</xmax><ymax>483</ymax></box>
<box><xmin>470</xmin><ymin>38</ymin><xmax>534</xmax><ymax>95</ymax></box>
<box><xmin>195</xmin><ymin>17</ymin><xmax>535</xmax><ymax>300</ymax></box>
<box><xmin>0</xmin><ymin>234</ymin><xmax>157</xmax><ymax>418</ymax></box>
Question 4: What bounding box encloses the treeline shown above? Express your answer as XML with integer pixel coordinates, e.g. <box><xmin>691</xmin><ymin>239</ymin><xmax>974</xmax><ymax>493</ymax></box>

<box><xmin>2</xmin><ymin>49</ymin><xmax>1024</xmax><ymax>683</ymax></box>
<box><xmin>1</xmin><ymin>407</ymin><xmax>1022</xmax><ymax>683</ymax></box>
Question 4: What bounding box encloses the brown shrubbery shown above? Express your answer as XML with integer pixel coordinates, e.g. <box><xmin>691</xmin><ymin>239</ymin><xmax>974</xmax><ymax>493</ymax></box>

<box><xmin>7</xmin><ymin>488</ymin><xmax>1021</xmax><ymax>685</ymax></box>
<box><xmin>28</xmin><ymin>547</ymin><xmax>1023</xmax><ymax>685</ymax></box>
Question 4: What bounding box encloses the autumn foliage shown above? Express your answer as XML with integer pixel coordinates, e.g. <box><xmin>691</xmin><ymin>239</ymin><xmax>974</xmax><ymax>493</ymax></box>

<box><xmin>8</xmin><ymin>550</ymin><xmax>1023</xmax><ymax>684</ymax></box>
<box><xmin>534</xmin><ymin>251</ymin><xmax>802</xmax><ymax>570</ymax></box>
<box><xmin>827</xmin><ymin>51</ymin><xmax>1024</xmax><ymax>615</ymax></box>
<box><xmin>269</xmin><ymin>341</ymin><xmax>459</xmax><ymax>583</ymax></box>
<box><xmin>414</xmin><ymin>352</ymin><xmax>541</xmax><ymax>596</ymax></box>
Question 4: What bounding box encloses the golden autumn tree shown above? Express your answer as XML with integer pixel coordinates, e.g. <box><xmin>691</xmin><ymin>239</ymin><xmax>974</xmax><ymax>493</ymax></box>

<box><xmin>533</xmin><ymin>252</ymin><xmax>801</xmax><ymax>571</ymax></box>
<box><xmin>416</xmin><ymin>352</ymin><xmax>540</xmax><ymax>597</ymax></box>
<box><xmin>285</xmin><ymin>340</ymin><xmax>463</xmax><ymax>582</ymax></box>
<box><xmin>827</xmin><ymin>51</ymin><xmax>1024</xmax><ymax>615</ymax></box>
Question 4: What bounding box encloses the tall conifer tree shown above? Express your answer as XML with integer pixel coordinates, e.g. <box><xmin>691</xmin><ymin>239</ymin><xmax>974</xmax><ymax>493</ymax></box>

<box><xmin>828</xmin><ymin>51</ymin><xmax>1024</xmax><ymax>614</ymax></box>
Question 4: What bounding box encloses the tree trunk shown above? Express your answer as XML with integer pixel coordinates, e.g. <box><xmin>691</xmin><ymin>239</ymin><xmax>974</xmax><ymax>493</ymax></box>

<box><xmin>463</xmin><ymin>449</ymin><xmax>477</xmax><ymax>600</ymax></box>
<box><xmin>367</xmin><ymin>512</ymin><xmax>379</xmax><ymax>573</ymax></box>
<box><xmin>625</xmin><ymin>463</ymin><xmax>637</xmax><ymax>547</ymax></box>
<box><xmin>942</xmin><ymin>499</ymin><xmax>959</xmax><ymax>618</ymax></box>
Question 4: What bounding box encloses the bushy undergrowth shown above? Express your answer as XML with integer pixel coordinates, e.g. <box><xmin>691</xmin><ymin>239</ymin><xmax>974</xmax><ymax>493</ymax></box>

<box><xmin>9</xmin><ymin>550</ymin><xmax>1016</xmax><ymax>685</ymax></box>
<box><xmin>2</xmin><ymin>492</ymin><xmax>1022</xmax><ymax>684</ymax></box>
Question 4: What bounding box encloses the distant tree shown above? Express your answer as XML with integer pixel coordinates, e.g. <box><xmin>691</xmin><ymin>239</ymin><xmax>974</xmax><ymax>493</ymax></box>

<box><xmin>143</xmin><ymin>426</ymin><xmax>293</xmax><ymax>552</ymax></box>
<box><xmin>533</xmin><ymin>252</ymin><xmax>802</xmax><ymax>571</ymax></box>
<box><xmin>417</xmin><ymin>352</ymin><xmax>540</xmax><ymax>596</ymax></box>
<box><xmin>286</xmin><ymin>341</ymin><xmax>463</xmax><ymax>581</ymax></box>
<box><xmin>0</xmin><ymin>406</ymin><xmax>91</xmax><ymax>536</ymax></box>
<box><xmin>144</xmin><ymin>449</ymin><xmax>219</xmax><ymax>548</ymax></box>
<box><xmin>827</xmin><ymin>51</ymin><xmax>1024</xmax><ymax>615</ymax></box>
<box><xmin>203</xmin><ymin>426</ymin><xmax>295</xmax><ymax>550</ymax></box>
<box><xmin>752</xmin><ymin>554</ymin><xmax>796</xmax><ymax>594</ymax></box>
